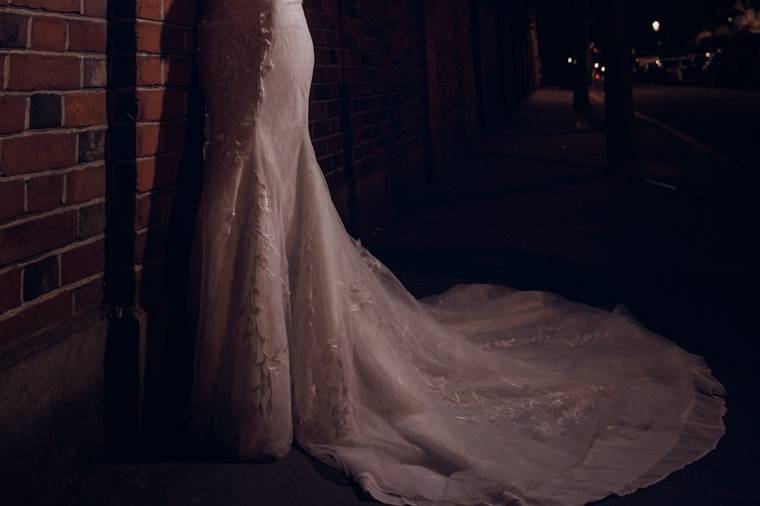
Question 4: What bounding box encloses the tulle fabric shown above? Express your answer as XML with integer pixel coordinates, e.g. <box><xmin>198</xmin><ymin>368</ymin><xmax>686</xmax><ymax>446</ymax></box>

<box><xmin>186</xmin><ymin>2</ymin><xmax>726</xmax><ymax>505</ymax></box>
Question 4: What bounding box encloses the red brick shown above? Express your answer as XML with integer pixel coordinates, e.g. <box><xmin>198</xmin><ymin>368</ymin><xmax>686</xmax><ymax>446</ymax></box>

<box><xmin>136</xmin><ymin>154</ymin><xmax>181</xmax><ymax>192</ymax></box>
<box><xmin>137</xmin><ymin>0</ymin><xmax>163</xmax><ymax>20</ymax></box>
<box><xmin>64</xmin><ymin>92</ymin><xmax>106</xmax><ymax>127</ymax></box>
<box><xmin>0</xmin><ymin>180</ymin><xmax>25</xmax><ymax>223</ymax></box>
<box><xmin>0</xmin><ymin>210</ymin><xmax>77</xmax><ymax>264</ymax></box>
<box><xmin>66</xmin><ymin>163</ymin><xmax>105</xmax><ymax>203</ymax></box>
<box><xmin>10</xmin><ymin>0</ymin><xmax>80</xmax><ymax>14</ymax></box>
<box><xmin>26</xmin><ymin>173</ymin><xmax>64</xmax><ymax>213</ymax></box>
<box><xmin>0</xmin><ymin>290</ymin><xmax>73</xmax><ymax>344</ymax></box>
<box><xmin>134</xmin><ymin>89</ymin><xmax>162</xmax><ymax>121</ymax></box>
<box><xmin>135</xmin><ymin>21</ymin><xmax>161</xmax><ymax>53</ymax></box>
<box><xmin>31</xmin><ymin>16</ymin><xmax>66</xmax><ymax>51</ymax></box>
<box><xmin>83</xmin><ymin>0</ymin><xmax>108</xmax><ymax>18</ymax></box>
<box><xmin>61</xmin><ymin>240</ymin><xmax>104</xmax><ymax>285</ymax></box>
<box><xmin>0</xmin><ymin>96</ymin><xmax>27</xmax><ymax>134</ymax></box>
<box><xmin>0</xmin><ymin>269</ymin><xmax>22</xmax><ymax>314</ymax></box>
<box><xmin>135</xmin><ymin>89</ymin><xmax>186</xmax><ymax>121</ymax></box>
<box><xmin>7</xmin><ymin>53</ymin><xmax>80</xmax><ymax>91</ymax></box>
<box><xmin>74</xmin><ymin>278</ymin><xmax>103</xmax><ymax>314</ymax></box>
<box><xmin>137</xmin><ymin>56</ymin><xmax>163</xmax><ymax>86</ymax></box>
<box><xmin>137</xmin><ymin>124</ymin><xmax>161</xmax><ymax>157</ymax></box>
<box><xmin>0</xmin><ymin>132</ymin><xmax>76</xmax><ymax>175</ymax></box>
<box><xmin>67</xmin><ymin>19</ymin><xmax>107</xmax><ymax>53</ymax></box>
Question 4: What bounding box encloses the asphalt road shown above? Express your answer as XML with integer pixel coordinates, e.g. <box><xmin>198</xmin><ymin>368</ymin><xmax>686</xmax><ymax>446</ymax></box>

<box><xmin>631</xmin><ymin>85</ymin><xmax>760</xmax><ymax>168</ymax></box>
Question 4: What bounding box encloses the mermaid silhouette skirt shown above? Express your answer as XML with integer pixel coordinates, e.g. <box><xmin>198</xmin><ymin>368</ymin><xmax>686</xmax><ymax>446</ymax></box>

<box><xmin>186</xmin><ymin>2</ymin><xmax>726</xmax><ymax>505</ymax></box>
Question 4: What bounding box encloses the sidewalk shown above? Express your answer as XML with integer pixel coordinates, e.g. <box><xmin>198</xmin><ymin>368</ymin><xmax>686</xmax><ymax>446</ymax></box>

<box><xmin>70</xmin><ymin>89</ymin><xmax>758</xmax><ymax>506</ymax></box>
<box><xmin>369</xmin><ymin>88</ymin><xmax>758</xmax><ymax>505</ymax></box>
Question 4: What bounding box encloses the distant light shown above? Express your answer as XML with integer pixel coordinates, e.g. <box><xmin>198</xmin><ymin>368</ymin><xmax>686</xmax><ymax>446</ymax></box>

<box><xmin>705</xmin><ymin>51</ymin><xmax>712</xmax><ymax>59</ymax></box>
<box><xmin>728</xmin><ymin>17</ymin><xmax>734</xmax><ymax>23</ymax></box>
<box><xmin>594</xmin><ymin>74</ymin><xmax>602</xmax><ymax>81</ymax></box>
<box><xmin>652</xmin><ymin>20</ymin><xmax>661</xmax><ymax>32</ymax></box>
<box><xmin>601</xmin><ymin>66</ymin><xmax>606</xmax><ymax>72</ymax></box>
<box><xmin>568</xmin><ymin>57</ymin><xmax>573</xmax><ymax>64</ymax></box>
<box><xmin>655</xmin><ymin>58</ymin><xmax>662</xmax><ymax>67</ymax></box>
<box><xmin>594</xmin><ymin>62</ymin><xmax>600</xmax><ymax>69</ymax></box>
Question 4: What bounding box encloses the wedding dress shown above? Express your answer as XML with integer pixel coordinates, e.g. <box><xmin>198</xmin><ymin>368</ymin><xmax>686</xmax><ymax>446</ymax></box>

<box><xmin>186</xmin><ymin>1</ymin><xmax>726</xmax><ymax>505</ymax></box>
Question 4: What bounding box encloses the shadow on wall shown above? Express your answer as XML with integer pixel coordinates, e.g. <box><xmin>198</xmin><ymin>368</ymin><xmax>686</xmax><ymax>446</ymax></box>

<box><xmin>146</xmin><ymin>0</ymin><xmax>206</xmax><ymax>457</ymax></box>
<box><xmin>104</xmin><ymin>0</ymin><xmax>205</xmax><ymax>461</ymax></box>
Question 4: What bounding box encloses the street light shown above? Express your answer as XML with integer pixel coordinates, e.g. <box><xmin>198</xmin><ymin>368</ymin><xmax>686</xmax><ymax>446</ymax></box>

<box><xmin>652</xmin><ymin>20</ymin><xmax>661</xmax><ymax>33</ymax></box>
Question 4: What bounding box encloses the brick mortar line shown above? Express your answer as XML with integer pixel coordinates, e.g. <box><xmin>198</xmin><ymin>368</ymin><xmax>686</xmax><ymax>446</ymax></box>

<box><xmin>111</xmin><ymin>256</ymin><xmax>164</xmax><ymax>274</ymax></box>
<box><xmin>0</xmin><ymin>272</ymin><xmax>103</xmax><ymax>323</ymax></box>
<box><xmin>0</xmin><ymin>196</ymin><xmax>105</xmax><ymax>232</ymax></box>
<box><xmin>0</xmin><ymin>48</ymin><xmax>106</xmax><ymax>57</ymax></box>
<box><xmin>0</xmin><ymin>234</ymin><xmax>104</xmax><ymax>279</ymax></box>
<box><xmin>133</xmin><ymin>153</ymin><xmax>182</xmax><ymax>162</ymax></box>
<box><xmin>23</xmin><ymin>92</ymin><xmax>30</xmax><ymax>129</ymax></box>
<box><xmin>131</xmin><ymin>220</ymin><xmax>170</xmax><ymax>236</ymax></box>
<box><xmin>111</xmin><ymin>152</ymin><xmax>185</xmax><ymax>165</ymax></box>
<box><xmin>111</xmin><ymin>118</ymin><xmax>186</xmax><ymax>127</ymax></box>
<box><xmin>111</xmin><ymin>51</ymin><xmax>193</xmax><ymax>59</ymax></box>
<box><xmin>133</xmin><ymin>221</ymin><xmax>172</xmax><ymax>238</ymax></box>
<box><xmin>0</xmin><ymin>86</ymin><xmax>106</xmax><ymax>97</ymax></box>
<box><xmin>108</xmin><ymin>17</ymin><xmax>195</xmax><ymax>31</ymax></box>
<box><xmin>0</xmin><ymin>123</ymin><xmax>106</xmax><ymax>140</ymax></box>
<box><xmin>109</xmin><ymin>85</ymin><xmax>190</xmax><ymax>94</ymax></box>
<box><xmin>128</xmin><ymin>51</ymin><xmax>194</xmax><ymax>58</ymax></box>
<box><xmin>0</xmin><ymin>89</ymin><xmax>109</xmax><ymax>98</ymax></box>
<box><xmin>126</xmin><ymin>184</ymin><xmax>175</xmax><ymax>200</ymax></box>
<box><xmin>24</xmin><ymin>13</ymin><xmax>31</xmax><ymax>47</ymax></box>
<box><xmin>0</xmin><ymin>160</ymin><xmax>104</xmax><ymax>184</ymax></box>
<box><xmin>132</xmin><ymin>85</ymin><xmax>188</xmax><ymax>92</ymax></box>
<box><xmin>2</xmin><ymin>53</ymin><xmax>9</xmax><ymax>89</ymax></box>
<box><xmin>0</xmin><ymin>6</ymin><xmax>106</xmax><ymax>21</ymax></box>
<box><xmin>134</xmin><ymin>17</ymin><xmax>196</xmax><ymax>30</ymax></box>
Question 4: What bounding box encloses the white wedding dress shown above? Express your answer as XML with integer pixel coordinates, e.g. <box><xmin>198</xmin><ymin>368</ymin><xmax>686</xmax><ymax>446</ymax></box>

<box><xmin>186</xmin><ymin>1</ymin><xmax>727</xmax><ymax>505</ymax></box>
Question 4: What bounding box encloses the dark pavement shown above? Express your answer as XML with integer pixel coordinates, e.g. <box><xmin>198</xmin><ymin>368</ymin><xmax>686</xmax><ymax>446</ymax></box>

<box><xmin>632</xmin><ymin>86</ymin><xmax>760</xmax><ymax>172</ymax></box>
<box><xmin>70</xmin><ymin>89</ymin><xmax>759</xmax><ymax>506</ymax></box>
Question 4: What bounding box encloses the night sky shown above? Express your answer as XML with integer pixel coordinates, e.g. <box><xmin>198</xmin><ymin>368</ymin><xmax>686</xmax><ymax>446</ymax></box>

<box><xmin>535</xmin><ymin>0</ymin><xmax>760</xmax><ymax>83</ymax></box>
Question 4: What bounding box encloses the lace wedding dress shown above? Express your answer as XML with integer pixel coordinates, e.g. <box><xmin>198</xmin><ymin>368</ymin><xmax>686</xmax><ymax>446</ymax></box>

<box><xmin>186</xmin><ymin>1</ymin><xmax>726</xmax><ymax>505</ymax></box>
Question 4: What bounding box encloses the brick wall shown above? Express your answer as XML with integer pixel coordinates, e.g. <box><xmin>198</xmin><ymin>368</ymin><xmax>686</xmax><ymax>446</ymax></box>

<box><xmin>0</xmin><ymin>1</ymin><xmax>108</xmax><ymax>502</ymax></box>
<box><xmin>304</xmin><ymin>0</ymin><xmax>431</xmax><ymax>234</ymax></box>
<box><xmin>424</xmin><ymin>0</ymin><xmax>480</xmax><ymax>173</ymax></box>
<box><xmin>104</xmin><ymin>0</ymin><xmax>199</xmax><ymax>457</ymax></box>
<box><xmin>302</xmin><ymin>0</ymin><xmax>537</xmax><ymax>235</ymax></box>
<box><xmin>0</xmin><ymin>0</ymin><xmax>107</xmax><ymax>354</ymax></box>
